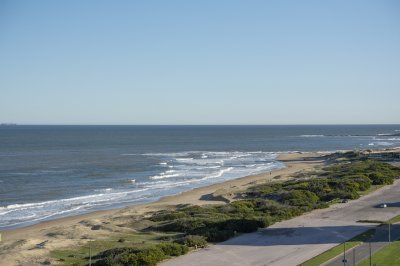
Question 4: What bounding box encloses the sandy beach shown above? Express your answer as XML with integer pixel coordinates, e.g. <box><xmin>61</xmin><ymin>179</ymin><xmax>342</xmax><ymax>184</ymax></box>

<box><xmin>0</xmin><ymin>152</ymin><xmax>325</xmax><ymax>266</ymax></box>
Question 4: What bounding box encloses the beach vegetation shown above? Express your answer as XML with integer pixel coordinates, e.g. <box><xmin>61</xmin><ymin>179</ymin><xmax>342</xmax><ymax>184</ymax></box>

<box><xmin>94</xmin><ymin>242</ymin><xmax>188</xmax><ymax>266</ymax></box>
<box><xmin>174</xmin><ymin>235</ymin><xmax>208</xmax><ymax>248</ymax></box>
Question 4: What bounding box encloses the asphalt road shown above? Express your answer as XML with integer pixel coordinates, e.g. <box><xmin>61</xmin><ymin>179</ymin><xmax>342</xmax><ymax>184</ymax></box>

<box><xmin>159</xmin><ymin>180</ymin><xmax>400</xmax><ymax>266</ymax></box>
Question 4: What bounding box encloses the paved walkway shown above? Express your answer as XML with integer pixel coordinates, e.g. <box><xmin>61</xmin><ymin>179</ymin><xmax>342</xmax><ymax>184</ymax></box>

<box><xmin>325</xmin><ymin>224</ymin><xmax>400</xmax><ymax>266</ymax></box>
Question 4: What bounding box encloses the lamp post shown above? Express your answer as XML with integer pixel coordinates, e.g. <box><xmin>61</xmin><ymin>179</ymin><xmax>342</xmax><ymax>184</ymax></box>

<box><xmin>369</xmin><ymin>242</ymin><xmax>372</xmax><ymax>266</ymax></box>
<box><xmin>89</xmin><ymin>240</ymin><xmax>92</xmax><ymax>266</ymax></box>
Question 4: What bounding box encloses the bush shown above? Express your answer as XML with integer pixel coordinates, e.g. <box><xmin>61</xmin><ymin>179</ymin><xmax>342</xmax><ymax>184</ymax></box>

<box><xmin>175</xmin><ymin>235</ymin><xmax>208</xmax><ymax>248</ymax></box>
<box><xmin>279</xmin><ymin>190</ymin><xmax>319</xmax><ymax>207</ymax></box>
<box><xmin>224</xmin><ymin>219</ymin><xmax>260</xmax><ymax>233</ymax></box>
<box><xmin>348</xmin><ymin>175</ymin><xmax>372</xmax><ymax>191</ymax></box>
<box><xmin>135</xmin><ymin>247</ymin><xmax>166</xmax><ymax>266</ymax></box>
<box><xmin>120</xmin><ymin>253</ymin><xmax>139</xmax><ymax>266</ymax></box>
<box><xmin>95</xmin><ymin>243</ymin><xmax>188</xmax><ymax>266</ymax></box>
<box><xmin>368</xmin><ymin>173</ymin><xmax>393</xmax><ymax>185</ymax></box>
<box><xmin>150</xmin><ymin>211</ymin><xmax>188</xmax><ymax>222</ymax></box>
<box><xmin>156</xmin><ymin>242</ymin><xmax>188</xmax><ymax>256</ymax></box>
<box><xmin>257</xmin><ymin>215</ymin><xmax>273</xmax><ymax>227</ymax></box>
<box><xmin>157</xmin><ymin>218</ymin><xmax>207</xmax><ymax>233</ymax></box>
<box><xmin>201</xmin><ymin>228</ymin><xmax>235</xmax><ymax>242</ymax></box>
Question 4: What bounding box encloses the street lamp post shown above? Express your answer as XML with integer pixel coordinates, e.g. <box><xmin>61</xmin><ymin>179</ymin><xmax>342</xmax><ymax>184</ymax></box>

<box><xmin>369</xmin><ymin>242</ymin><xmax>372</xmax><ymax>266</ymax></box>
<box><xmin>89</xmin><ymin>240</ymin><xmax>92</xmax><ymax>266</ymax></box>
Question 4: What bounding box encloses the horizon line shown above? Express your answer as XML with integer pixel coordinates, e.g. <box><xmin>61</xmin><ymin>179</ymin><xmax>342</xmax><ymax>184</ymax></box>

<box><xmin>2</xmin><ymin>123</ymin><xmax>400</xmax><ymax>126</ymax></box>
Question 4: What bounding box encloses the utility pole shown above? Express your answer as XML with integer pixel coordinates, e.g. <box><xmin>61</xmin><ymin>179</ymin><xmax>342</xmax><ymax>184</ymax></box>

<box><xmin>343</xmin><ymin>241</ymin><xmax>347</xmax><ymax>266</ymax></box>
<box><xmin>353</xmin><ymin>248</ymin><xmax>355</xmax><ymax>266</ymax></box>
<box><xmin>89</xmin><ymin>240</ymin><xmax>92</xmax><ymax>266</ymax></box>
<box><xmin>369</xmin><ymin>242</ymin><xmax>372</xmax><ymax>266</ymax></box>
<box><xmin>389</xmin><ymin>223</ymin><xmax>391</xmax><ymax>243</ymax></box>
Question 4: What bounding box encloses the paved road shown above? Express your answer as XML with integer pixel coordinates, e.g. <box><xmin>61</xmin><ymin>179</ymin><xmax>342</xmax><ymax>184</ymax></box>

<box><xmin>159</xmin><ymin>180</ymin><xmax>400</xmax><ymax>266</ymax></box>
<box><xmin>326</xmin><ymin>224</ymin><xmax>400</xmax><ymax>266</ymax></box>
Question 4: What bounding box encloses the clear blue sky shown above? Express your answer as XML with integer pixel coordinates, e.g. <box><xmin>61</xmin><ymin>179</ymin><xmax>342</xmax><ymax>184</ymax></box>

<box><xmin>1</xmin><ymin>0</ymin><xmax>399</xmax><ymax>125</ymax></box>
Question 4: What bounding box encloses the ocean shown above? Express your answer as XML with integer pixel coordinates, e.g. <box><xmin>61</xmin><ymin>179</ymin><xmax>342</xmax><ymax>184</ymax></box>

<box><xmin>1</xmin><ymin>125</ymin><xmax>400</xmax><ymax>229</ymax></box>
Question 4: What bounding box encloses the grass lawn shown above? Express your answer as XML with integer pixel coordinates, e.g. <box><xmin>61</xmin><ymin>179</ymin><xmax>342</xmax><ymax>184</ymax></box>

<box><xmin>50</xmin><ymin>231</ymin><xmax>180</xmax><ymax>266</ymax></box>
<box><xmin>386</xmin><ymin>214</ymin><xmax>400</xmax><ymax>224</ymax></box>
<box><xmin>357</xmin><ymin>240</ymin><xmax>400</xmax><ymax>266</ymax></box>
<box><xmin>301</xmin><ymin>229</ymin><xmax>376</xmax><ymax>266</ymax></box>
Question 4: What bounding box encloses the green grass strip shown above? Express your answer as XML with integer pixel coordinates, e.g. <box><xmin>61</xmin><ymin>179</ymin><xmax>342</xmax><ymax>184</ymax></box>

<box><xmin>357</xmin><ymin>240</ymin><xmax>400</xmax><ymax>266</ymax></box>
<box><xmin>301</xmin><ymin>229</ymin><xmax>375</xmax><ymax>266</ymax></box>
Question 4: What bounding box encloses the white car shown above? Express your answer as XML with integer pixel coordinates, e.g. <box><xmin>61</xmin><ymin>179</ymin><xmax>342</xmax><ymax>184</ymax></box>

<box><xmin>380</xmin><ymin>203</ymin><xmax>387</xmax><ymax>208</ymax></box>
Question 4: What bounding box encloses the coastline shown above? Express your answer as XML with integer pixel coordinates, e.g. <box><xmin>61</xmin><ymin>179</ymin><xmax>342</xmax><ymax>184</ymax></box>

<box><xmin>0</xmin><ymin>152</ymin><xmax>325</xmax><ymax>265</ymax></box>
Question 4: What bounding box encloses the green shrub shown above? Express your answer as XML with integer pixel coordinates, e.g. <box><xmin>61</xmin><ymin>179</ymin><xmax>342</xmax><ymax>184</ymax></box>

<box><xmin>135</xmin><ymin>247</ymin><xmax>166</xmax><ymax>266</ymax></box>
<box><xmin>279</xmin><ymin>190</ymin><xmax>319</xmax><ymax>207</ymax></box>
<box><xmin>156</xmin><ymin>242</ymin><xmax>188</xmax><ymax>256</ymax></box>
<box><xmin>201</xmin><ymin>227</ymin><xmax>235</xmax><ymax>242</ymax></box>
<box><xmin>224</xmin><ymin>219</ymin><xmax>260</xmax><ymax>233</ymax></box>
<box><xmin>94</xmin><ymin>243</ymin><xmax>188</xmax><ymax>266</ymax></box>
<box><xmin>257</xmin><ymin>215</ymin><xmax>273</xmax><ymax>227</ymax></box>
<box><xmin>175</xmin><ymin>235</ymin><xmax>208</xmax><ymax>248</ymax></box>
<box><xmin>368</xmin><ymin>172</ymin><xmax>393</xmax><ymax>185</ymax></box>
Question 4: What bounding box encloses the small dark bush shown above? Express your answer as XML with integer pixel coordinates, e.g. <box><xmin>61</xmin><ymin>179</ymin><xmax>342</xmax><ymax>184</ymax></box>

<box><xmin>175</xmin><ymin>235</ymin><xmax>208</xmax><ymax>248</ymax></box>
<box><xmin>224</xmin><ymin>219</ymin><xmax>259</xmax><ymax>233</ymax></box>
<box><xmin>95</xmin><ymin>243</ymin><xmax>188</xmax><ymax>266</ymax></box>
<box><xmin>202</xmin><ymin>228</ymin><xmax>235</xmax><ymax>242</ymax></box>
<box><xmin>156</xmin><ymin>242</ymin><xmax>188</xmax><ymax>256</ymax></box>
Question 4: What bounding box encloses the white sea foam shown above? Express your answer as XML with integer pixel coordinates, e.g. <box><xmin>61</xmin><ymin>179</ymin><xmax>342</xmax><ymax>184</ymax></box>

<box><xmin>376</xmin><ymin>142</ymin><xmax>394</xmax><ymax>146</ymax></box>
<box><xmin>94</xmin><ymin>188</ymin><xmax>112</xmax><ymax>193</ymax></box>
<box><xmin>204</xmin><ymin>167</ymin><xmax>234</xmax><ymax>179</ymax></box>
<box><xmin>149</xmin><ymin>173</ymin><xmax>181</xmax><ymax>180</ymax></box>
<box><xmin>300</xmin><ymin>135</ymin><xmax>325</xmax><ymax>137</ymax></box>
<box><xmin>368</xmin><ymin>142</ymin><xmax>394</xmax><ymax>146</ymax></box>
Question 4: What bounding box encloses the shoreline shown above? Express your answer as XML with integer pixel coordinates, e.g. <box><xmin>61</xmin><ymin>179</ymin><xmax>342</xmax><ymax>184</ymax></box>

<box><xmin>0</xmin><ymin>151</ymin><xmax>287</xmax><ymax>231</ymax></box>
<box><xmin>0</xmin><ymin>152</ymin><xmax>325</xmax><ymax>265</ymax></box>
<box><xmin>0</xmin><ymin>152</ymin><xmax>320</xmax><ymax>233</ymax></box>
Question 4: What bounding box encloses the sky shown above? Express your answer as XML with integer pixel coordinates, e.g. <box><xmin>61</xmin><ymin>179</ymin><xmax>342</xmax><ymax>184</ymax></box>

<box><xmin>0</xmin><ymin>1</ymin><xmax>399</xmax><ymax>125</ymax></box>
